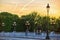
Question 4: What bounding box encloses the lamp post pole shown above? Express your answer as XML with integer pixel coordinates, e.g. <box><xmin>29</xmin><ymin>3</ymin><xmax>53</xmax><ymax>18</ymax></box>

<box><xmin>46</xmin><ymin>3</ymin><xmax>50</xmax><ymax>39</ymax></box>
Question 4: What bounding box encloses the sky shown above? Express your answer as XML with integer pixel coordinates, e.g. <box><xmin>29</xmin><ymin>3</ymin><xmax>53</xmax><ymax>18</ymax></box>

<box><xmin>0</xmin><ymin>0</ymin><xmax>60</xmax><ymax>18</ymax></box>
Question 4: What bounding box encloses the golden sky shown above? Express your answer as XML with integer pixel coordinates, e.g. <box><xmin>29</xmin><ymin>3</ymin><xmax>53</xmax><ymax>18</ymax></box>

<box><xmin>0</xmin><ymin>0</ymin><xmax>60</xmax><ymax>18</ymax></box>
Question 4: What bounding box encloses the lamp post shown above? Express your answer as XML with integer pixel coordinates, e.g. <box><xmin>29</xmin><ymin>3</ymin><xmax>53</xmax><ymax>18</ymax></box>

<box><xmin>46</xmin><ymin>3</ymin><xmax>50</xmax><ymax>39</ymax></box>
<box><xmin>12</xmin><ymin>21</ymin><xmax>16</xmax><ymax>32</ymax></box>
<box><xmin>50</xmin><ymin>18</ymin><xmax>56</xmax><ymax>31</ymax></box>
<box><xmin>1</xmin><ymin>22</ymin><xmax>5</xmax><ymax>36</ymax></box>
<box><xmin>25</xmin><ymin>21</ymin><xmax>30</xmax><ymax>36</ymax></box>
<box><xmin>37</xmin><ymin>24</ymin><xmax>42</xmax><ymax>34</ymax></box>
<box><xmin>46</xmin><ymin>4</ymin><xmax>50</xmax><ymax>16</ymax></box>
<box><xmin>12</xmin><ymin>21</ymin><xmax>16</xmax><ymax>37</ymax></box>
<box><xmin>2</xmin><ymin>22</ymin><xmax>5</xmax><ymax>32</ymax></box>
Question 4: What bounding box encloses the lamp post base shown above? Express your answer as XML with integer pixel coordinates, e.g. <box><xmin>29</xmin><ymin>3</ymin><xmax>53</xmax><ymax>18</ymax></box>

<box><xmin>46</xmin><ymin>30</ymin><xmax>50</xmax><ymax>39</ymax></box>
<box><xmin>46</xmin><ymin>35</ymin><xmax>50</xmax><ymax>39</ymax></box>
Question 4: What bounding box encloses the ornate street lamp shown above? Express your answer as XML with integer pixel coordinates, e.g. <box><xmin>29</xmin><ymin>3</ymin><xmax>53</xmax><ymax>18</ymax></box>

<box><xmin>2</xmin><ymin>22</ymin><xmax>5</xmax><ymax>32</ymax></box>
<box><xmin>46</xmin><ymin>3</ymin><xmax>50</xmax><ymax>16</ymax></box>
<box><xmin>1</xmin><ymin>22</ymin><xmax>5</xmax><ymax>36</ymax></box>
<box><xmin>25</xmin><ymin>21</ymin><xmax>30</xmax><ymax>36</ymax></box>
<box><xmin>37</xmin><ymin>24</ymin><xmax>42</xmax><ymax>34</ymax></box>
<box><xmin>50</xmin><ymin>18</ymin><xmax>56</xmax><ymax>31</ymax></box>
<box><xmin>12</xmin><ymin>21</ymin><xmax>16</xmax><ymax>32</ymax></box>
<box><xmin>46</xmin><ymin>3</ymin><xmax>50</xmax><ymax>39</ymax></box>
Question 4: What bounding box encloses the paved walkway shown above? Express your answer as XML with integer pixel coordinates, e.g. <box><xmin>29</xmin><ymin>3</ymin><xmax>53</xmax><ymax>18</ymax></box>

<box><xmin>0</xmin><ymin>36</ymin><xmax>60</xmax><ymax>40</ymax></box>
<box><xmin>0</xmin><ymin>32</ymin><xmax>60</xmax><ymax>40</ymax></box>
<box><xmin>0</xmin><ymin>36</ymin><xmax>43</xmax><ymax>40</ymax></box>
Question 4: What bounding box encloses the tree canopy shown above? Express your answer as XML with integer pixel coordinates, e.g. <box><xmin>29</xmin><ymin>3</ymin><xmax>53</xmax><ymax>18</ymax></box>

<box><xmin>0</xmin><ymin>12</ymin><xmax>60</xmax><ymax>33</ymax></box>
